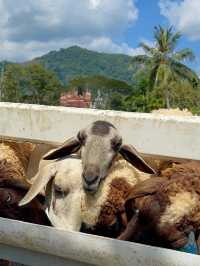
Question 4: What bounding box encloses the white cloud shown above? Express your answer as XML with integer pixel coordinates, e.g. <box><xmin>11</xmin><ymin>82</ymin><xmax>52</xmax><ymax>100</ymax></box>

<box><xmin>0</xmin><ymin>36</ymin><xmax>144</xmax><ymax>62</ymax></box>
<box><xmin>0</xmin><ymin>0</ymin><xmax>139</xmax><ymax>61</ymax></box>
<box><xmin>139</xmin><ymin>38</ymin><xmax>155</xmax><ymax>48</ymax></box>
<box><xmin>85</xmin><ymin>37</ymin><xmax>144</xmax><ymax>56</ymax></box>
<box><xmin>159</xmin><ymin>0</ymin><xmax>200</xmax><ymax>40</ymax></box>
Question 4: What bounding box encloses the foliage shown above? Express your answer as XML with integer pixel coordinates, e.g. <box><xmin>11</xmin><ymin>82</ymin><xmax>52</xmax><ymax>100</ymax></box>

<box><xmin>66</xmin><ymin>75</ymin><xmax>134</xmax><ymax>109</ymax></box>
<box><xmin>0</xmin><ymin>40</ymin><xmax>199</xmax><ymax>115</ymax></box>
<box><xmin>1</xmin><ymin>63</ymin><xmax>63</xmax><ymax>105</ymax></box>
<box><xmin>34</xmin><ymin>46</ymin><xmax>139</xmax><ymax>84</ymax></box>
<box><xmin>123</xmin><ymin>72</ymin><xmax>200</xmax><ymax>114</ymax></box>
<box><xmin>131</xmin><ymin>26</ymin><xmax>199</xmax><ymax>108</ymax></box>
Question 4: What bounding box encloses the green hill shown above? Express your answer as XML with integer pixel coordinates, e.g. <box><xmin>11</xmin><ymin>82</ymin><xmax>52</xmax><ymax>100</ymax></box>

<box><xmin>32</xmin><ymin>46</ymin><xmax>138</xmax><ymax>84</ymax></box>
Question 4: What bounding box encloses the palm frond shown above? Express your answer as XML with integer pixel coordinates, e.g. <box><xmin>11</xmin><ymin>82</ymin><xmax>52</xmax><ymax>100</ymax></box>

<box><xmin>139</xmin><ymin>42</ymin><xmax>156</xmax><ymax>56</ymax></box>
<box><xmin>171</xmin><ymin>61</ymin><xmax>199</xmax><ymax>84</ymax></box>
<box><xmin>169</xmin><ymin>31</ymin><xmax>181</xmax><ymax>51</ymax></box>
<box><xmin>130</xmin><ymin>55</ymin><xmax>150</xmax><ymax>64</ymax></box>
<box><xmin>173</xmin><ymin>48</ymin><xmax>195</xmax><ymax>62</ymax></box>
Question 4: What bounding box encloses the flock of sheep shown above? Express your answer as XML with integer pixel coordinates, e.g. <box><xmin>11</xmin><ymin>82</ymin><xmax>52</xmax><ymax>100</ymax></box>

<box><xmin>0</xmin><ymin>109</ymin><xmax>199</xmax><ymax>265</ymax></box>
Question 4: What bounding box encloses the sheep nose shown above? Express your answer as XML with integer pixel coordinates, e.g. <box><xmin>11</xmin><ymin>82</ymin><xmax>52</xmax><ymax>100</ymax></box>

<box><xmin>83</xmin><ymin>174</ymin><xmax>99</xmax><ymax>185</ymax></box>
<box><xmin>83</xmin><ymin>165</ymin><xmax>100</xmax><ymax>185</ymax></box>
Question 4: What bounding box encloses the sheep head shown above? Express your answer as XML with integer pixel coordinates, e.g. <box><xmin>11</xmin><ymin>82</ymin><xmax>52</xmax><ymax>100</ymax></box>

<box><xmin>0</xmin><ymin>177</ymin><xmax>49</xmax><ymax>225</ymax></box>
<box><xmin>19</xmin><ymin>157</ymin><xmax>83</xmax><ymax>231</ymax></box>
<box><xmin>43</xmin><ymin>120</ymin><xmax>156</xmax><ymax>193</ymax></box>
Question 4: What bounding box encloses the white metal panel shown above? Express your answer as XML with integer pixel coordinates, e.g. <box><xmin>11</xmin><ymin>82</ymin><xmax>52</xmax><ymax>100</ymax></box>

<box><xmin>0</xmin><ymin>244</ymin><xmax>91</xmax><ymax>266</ymax></box>
<box><xmin>0</xmin><ymin>218</ymin><xmax>199</xmax><ymax>266</ymax></box>
<box><xmin>0</xmin><ymin>102</ymin><xmax>200</xmax><ymax>160</ymax></box>
<box><xmin>0</xmin><ymin>103</ymin><xmax>199</xmax><ymax>265</ymax></box>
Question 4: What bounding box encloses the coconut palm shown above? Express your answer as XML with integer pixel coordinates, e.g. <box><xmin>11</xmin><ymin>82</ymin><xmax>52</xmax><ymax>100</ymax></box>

<box><xmin>132</xmin><ymin>26</ymin><xmax>199</xmax><ymax>108</ymax></box>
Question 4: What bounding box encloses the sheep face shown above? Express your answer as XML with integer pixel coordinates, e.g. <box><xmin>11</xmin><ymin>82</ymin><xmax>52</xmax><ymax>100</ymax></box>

<box><xmin>43</xmin><ymin>120</ymin><xmax>156</xmax><ymax>194</ymax></box>
<box><xmin>19</xmin><ymin>157</ymin><xmax>83</xmax><ymax>231</ymax></box>
<box><xmin>0</xmin><ymin>178</ymin><xmax>49</xmax><ymax>225</ymax></box>
<box><xmin>79</xmin><ymin>121</ymin><xmax>122</xmax><ymax>193</ymax></box>
<box><xmin>45</xmin><ymin>159</ymin><xmax>83</xmax><ymax>231</ymax></box>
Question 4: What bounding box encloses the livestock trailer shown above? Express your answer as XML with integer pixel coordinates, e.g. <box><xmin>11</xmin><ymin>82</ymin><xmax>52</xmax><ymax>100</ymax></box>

<box><xmin>0</xmin><ymin>102</ymin><xmax>199</xmax><ymax>266</ymax></box>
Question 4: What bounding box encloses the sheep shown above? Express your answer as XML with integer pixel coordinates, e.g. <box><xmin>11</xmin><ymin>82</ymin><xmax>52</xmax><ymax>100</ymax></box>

<box><xmin>0</xmin><ymin>158</ymin><xmax>49</xmax><ymax>225</ymax></box>
<box><xmin>118</xmin><ymin>161</ymin><xmax>200</xmax><ymax>252</ymax></box>
<box><xmin>19</xmin><ymin>120</ymin><xmax>156</xmax><ymax>233</ymax></box>
<box><xmin>0</xmin><ymin>141</ymin><xmax>35</xmax><ymax>182</ymax></box>
<box><xmin>42</xmin><ymin>120</ymin><xmax>156</xmax><ymax>193</ymax></box>
<box><xmin>80</xmin><ymin>153</ymin><xmax>153</xmax><ymax>237</ymax></box>
<box><xmin>0</xmin><ymin>141</ymin><xmax>50</xmax><ymax>266</ymax></box>
<box><xmin>0</xmin><ymin>141</ymin><xmax>50</xmax><ymax>224</ymax></box>
<box><xmin>20</xmin><ymin>154</ymin><xmax>84</xmax><ymax>231</ymax></box>
<box><xmin>19</xmin><ymin>152</ymin><xmax>154</xmax><ymax>234</ymax></box>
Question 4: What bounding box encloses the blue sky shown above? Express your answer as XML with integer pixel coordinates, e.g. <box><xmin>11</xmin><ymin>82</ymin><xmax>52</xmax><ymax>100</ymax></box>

<box><xmin>0</xmin><ymin>0</ymin><xmax>199</xmax><ymax>73</ymax></box>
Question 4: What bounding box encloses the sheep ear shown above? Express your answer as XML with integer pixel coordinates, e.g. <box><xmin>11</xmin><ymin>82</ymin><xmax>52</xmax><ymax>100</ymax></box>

<box><xmin>126</xmin><ymin>176</ymin><xmax>164</xmax><ymax>201</ymax></box>
<box><xmin>43</xmin><ymin>137</ymin><xmax>81</xmax><ymax>160</ymax></box>
<box><xmin>119</xmin><ymin>144</ymin><xmax>156</xmax><ymax>174</ymax></box>
<box><xmin>18</xmin><ymin>166</ymin><xmax>56</xmax><ymax>206</ymax></box>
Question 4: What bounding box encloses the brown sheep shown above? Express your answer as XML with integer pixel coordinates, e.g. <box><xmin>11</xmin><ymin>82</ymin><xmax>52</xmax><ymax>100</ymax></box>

<box><xmin>0</xmin><ymin>141</ymin><xmax>50</xmax><ymax>266</ymax></box>
<box><xmin>0</xmin><ymin>162</ymin><xmax>49</xmax><ymax>225</ymax></box>
<box><xmin>0</xmin><ymin>141</ymin><xmax>51</xmax><ymax>224</ymax></box>
<box><xmin>0</xmin><ymin>141</ymin><xmax>35</xmax><ymax>181</ymax></box>
<box><xmin>118</xmin><ymin>161</ymin><xmax>200</xmax><ymax>251</ymax></box>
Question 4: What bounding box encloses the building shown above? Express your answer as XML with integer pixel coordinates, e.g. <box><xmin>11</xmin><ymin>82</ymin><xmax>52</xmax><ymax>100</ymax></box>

<box><xmin>60</xmin><ymin>88</ymin><xmax>92</xmax><ymax>108</ymax></box>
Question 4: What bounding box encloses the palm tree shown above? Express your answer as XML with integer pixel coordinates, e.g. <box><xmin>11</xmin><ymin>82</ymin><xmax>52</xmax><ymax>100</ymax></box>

<box><xmin>132</xmin><ymin>26</ymin><xmax>199</xmax><ymax>108</ymax></box>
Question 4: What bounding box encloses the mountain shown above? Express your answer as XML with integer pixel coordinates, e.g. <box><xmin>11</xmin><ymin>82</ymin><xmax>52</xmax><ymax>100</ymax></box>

<box><xmin>32</xmin><ymin>46</ymin><xmax>138</xmax><ymax>84</ymax></box>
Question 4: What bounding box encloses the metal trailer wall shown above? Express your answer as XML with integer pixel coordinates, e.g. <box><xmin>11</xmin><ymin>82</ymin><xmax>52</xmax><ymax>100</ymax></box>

<box><xmin>0</xmin><ymin>103</ymin><xmax>200</xmax><ymax>160</ymax></box>
<box><xmin>0</xmin><ymin>102</ymin><xmax>199</xmax><ymax>265</ymax></box>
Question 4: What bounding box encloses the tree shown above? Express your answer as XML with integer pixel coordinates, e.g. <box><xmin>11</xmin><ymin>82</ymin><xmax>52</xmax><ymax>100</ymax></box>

<box><xmin>66</xmin><ymin>75</ymin><xmax>134</xmax><ymax>110</ymax></box>
<box><xmin>109</xmin><ymin>93</ymin><xmax>125</xmax><ymax>111</ymax></box>
<box><xmin>2</xmin><ymin>64</ymin><xmax>26</xmax><ymax>102</ymax></box>
<box><xmin>132</xmin><ymin>26</ymin><xmax>199</xmax><ymax>108</ymax></box>
<box><xmin>2</xmin><ymin>63</ymin><xmax>63</xmax><ymax>105</ymax></box>
<box><xmin>25</xmin><ymin>64</ymin><xmax>63</xmax><ymax>105</ymax></box>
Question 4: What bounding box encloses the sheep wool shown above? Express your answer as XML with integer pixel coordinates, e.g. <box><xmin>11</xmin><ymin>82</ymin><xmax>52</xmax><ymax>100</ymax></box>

<box><xmin>121</xmin><ymin>161</ymin><xmax>200</xmax><ymax>249</ymax></box>
<box><xmin>81</xmin><ymin>155</ymin><xmax>150</xmax><ymax>228</ymax></box>
<box><xmin>0</xmin><ymin>141</ymin><xmax>35</xmax><ymax>182</ymax></box>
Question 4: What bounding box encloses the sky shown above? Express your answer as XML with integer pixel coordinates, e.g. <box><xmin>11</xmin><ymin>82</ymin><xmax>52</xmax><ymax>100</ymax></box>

<box><xmin>0</xmin><ymin>0</ymin><xmax>200</xmax><ymax>73</ymax></box>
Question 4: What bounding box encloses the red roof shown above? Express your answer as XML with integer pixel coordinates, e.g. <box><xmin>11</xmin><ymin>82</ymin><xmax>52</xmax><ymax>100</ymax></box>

<box><xmin>60</xmin><ymin>90</ymin><xmax>91</xmax><ymax>108</ymax></box>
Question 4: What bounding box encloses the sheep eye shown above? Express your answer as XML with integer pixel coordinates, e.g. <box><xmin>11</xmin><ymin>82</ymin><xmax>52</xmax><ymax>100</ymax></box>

<box><xmin>77</xmin><ymin>131</ymin><xmax>87</xmax><ymax>145</ymax></box>
<box><xmin>55</xmin><ymin>185</ymin><xmax>63</xmax><ymax>194</ymax></box>
<box><xmin>6</xmin><ymin>193</ymin><xmax>12</xmax><ymax>203</ymax></box>
<box><xmin>111</xmin><ymin>137</ymin><xmax>122</xmax><ymax>151</ymax></box>
<box><xmin>54</xmin><ymin>185</ymin><xmax>69</xmax><ymax>198</ymax></box>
